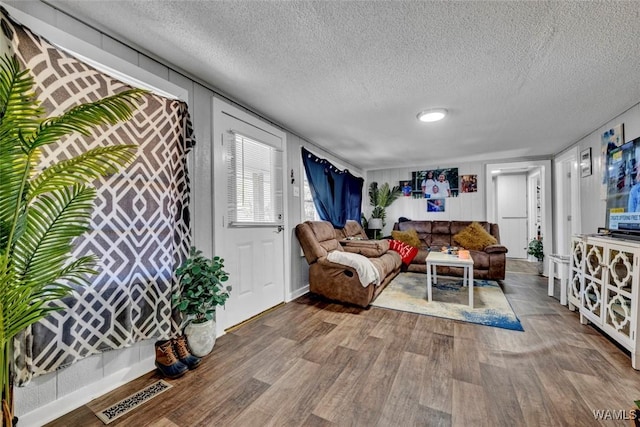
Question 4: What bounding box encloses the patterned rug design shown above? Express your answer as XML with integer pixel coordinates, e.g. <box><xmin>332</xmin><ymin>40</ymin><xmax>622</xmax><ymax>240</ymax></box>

<box><xmin>96</xmin><ymin>380</ymin><xmax>173</xmax><ymax>424</ymax></box>
<box><xmin>371</xmin><ymin>273</ymin><xmax>524</xmax><ymax>331</ymax></box>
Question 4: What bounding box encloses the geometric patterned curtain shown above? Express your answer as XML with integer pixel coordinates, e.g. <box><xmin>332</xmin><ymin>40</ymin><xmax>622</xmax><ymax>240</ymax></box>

<box><xmin>2</xmin><ymin>10</ymin><xmax>194</xmax><ymax>385</ymax></box>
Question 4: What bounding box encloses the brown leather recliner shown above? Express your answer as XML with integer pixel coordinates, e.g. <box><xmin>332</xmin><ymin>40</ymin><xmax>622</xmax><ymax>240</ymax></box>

<box><xmin>296</xmin><ymin>220</ymin><xmax>402</xmax><ymax>307</ymax></box>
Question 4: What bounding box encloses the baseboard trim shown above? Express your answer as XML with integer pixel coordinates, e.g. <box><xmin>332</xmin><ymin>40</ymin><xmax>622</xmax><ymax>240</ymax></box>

<box><xmin>225</xmin><ymin>302</ymin><xmax>286</xmax><ymax>333</ymax></box>
<box><xmin>288</xmin><ymin>284</ymin><xmax>309</xmax><ymax>301</ymax></box>
<box><xmin>17</xmin><ymin>357</ymin><xmax>155</xmax><ymax>427</ymax></box>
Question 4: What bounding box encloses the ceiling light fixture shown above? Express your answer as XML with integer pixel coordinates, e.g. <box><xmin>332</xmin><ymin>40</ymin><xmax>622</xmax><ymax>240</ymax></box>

<box><xmin>417</xmin><ymin>108</ymin><xmax>448</xmax><ymax>123</ymax></box>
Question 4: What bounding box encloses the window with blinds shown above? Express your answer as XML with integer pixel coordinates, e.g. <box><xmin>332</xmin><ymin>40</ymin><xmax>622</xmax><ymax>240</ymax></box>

<box><xmin>302</xmin><ymin>172</ymin><xmax>320</xmax><ymax>221</ymax></box>
<box><xmin>226</xmin><ymin>131</ymin><xmax>283</xmax><ymax>226</ymax></box>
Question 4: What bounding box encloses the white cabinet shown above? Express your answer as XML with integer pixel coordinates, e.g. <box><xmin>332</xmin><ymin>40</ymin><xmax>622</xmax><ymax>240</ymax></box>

<box><xmin>569</xmin><ymin>235</ymin><xmax>640</xmax><ymax>369</ymax></box>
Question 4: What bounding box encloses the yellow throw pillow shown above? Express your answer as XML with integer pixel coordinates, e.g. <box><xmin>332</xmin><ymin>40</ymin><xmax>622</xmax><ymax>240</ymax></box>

<box><xmin>453</xmin><ymin>222</ymin><xmax>497</xmax><ymax>251</ymax></box>
<box><xmin>391</xmin><ymin>228</ymin><xmax>421</xmax><ymax>248</ymax></box>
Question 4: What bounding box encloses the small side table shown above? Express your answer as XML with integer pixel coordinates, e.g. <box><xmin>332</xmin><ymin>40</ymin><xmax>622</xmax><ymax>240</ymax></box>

<box><xmin>426</xmin><ymin>251</ymin><xmax>475</xmax><ymax>308</ymax></box>
<box><xmin>547</xmin><ymin>254</ymin><xmax>570</xmax><ymax>306</ymax></box>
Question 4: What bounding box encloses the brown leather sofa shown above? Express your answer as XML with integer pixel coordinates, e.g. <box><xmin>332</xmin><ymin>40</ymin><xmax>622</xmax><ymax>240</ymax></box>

<box><xmin>393</xmin><ymin>220</ymin><xmax>508</xmax><ymax>280</ymax></box>
<box><xmin>296</xmin><ymin>220</ymin><xmax>402</xmax><ymax>307</ymax></box>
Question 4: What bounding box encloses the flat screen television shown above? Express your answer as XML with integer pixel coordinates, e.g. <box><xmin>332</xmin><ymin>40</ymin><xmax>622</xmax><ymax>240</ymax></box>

<box><xmin>606</xmin><ymin>136</ymin><xmax>640</xmax><ymax>239</ymax></box>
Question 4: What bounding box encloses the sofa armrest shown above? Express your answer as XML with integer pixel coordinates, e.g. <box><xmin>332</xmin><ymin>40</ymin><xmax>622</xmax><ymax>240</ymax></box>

<box><xmin>316</xmin><ymin>257</ymin><xmax>375</xmax><ymax>286</ymax></box>
<box><xmin>309</xmin><ymin>259</ymin><xmax>376</xmax><ymax>307</ymax></box>
<box><xmin>340</xmin><ymin>239</ymin><xmax>389</xmax><ymax>257</ymax></box>
<box><xmin>484</xmin><ymin>244</ymin><xmax>508</xmax><ymax>254</ymax></box>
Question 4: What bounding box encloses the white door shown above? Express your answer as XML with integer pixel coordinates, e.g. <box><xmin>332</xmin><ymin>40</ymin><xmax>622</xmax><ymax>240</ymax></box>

<box><xmin>497</xmin><ymin>174</ymin><xmax>528</xmax><ymax>258</ymax></box>
<box><xmin>213</xmin><ymin>99</ymin><xmax>287</xmax><ymax>330</ymax></box>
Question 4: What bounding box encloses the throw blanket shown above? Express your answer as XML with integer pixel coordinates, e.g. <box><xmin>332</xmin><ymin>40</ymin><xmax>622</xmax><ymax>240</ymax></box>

<box><xmin>327</xmin><ymin>251</ymin><xmax>380</xmax><ymax>287</ymax></box>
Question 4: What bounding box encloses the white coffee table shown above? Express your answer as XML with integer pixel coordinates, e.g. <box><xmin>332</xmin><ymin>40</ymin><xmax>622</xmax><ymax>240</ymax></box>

<box><xmin>426</xmin><ymin>251</ymin><xmax>475</xmax><ymax>308</ymax></box>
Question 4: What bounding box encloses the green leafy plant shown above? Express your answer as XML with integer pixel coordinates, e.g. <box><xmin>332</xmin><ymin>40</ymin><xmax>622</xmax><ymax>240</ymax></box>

<box><xmin>368</xmin><ymin>181</ymin><xmax>402</xmax><ymax>227</ymax></box>
<box><xmin>360</xmin><ymin>213</ymin><xmax>368</xmax><ymax>230</ymax></box>
<box><xmin>173</xmin><ymin>247</ymin><xmax>232</xmax><ymax>323</ymax></box>
<box><xmin>527</xmin><ymin>238</ymin><xmax>544</xmax><ymax>261</ymax></box>
<box><xmin>0</xmin><ymin>54</ymin><xmax>145</xmax><ymax>424</ymax></box>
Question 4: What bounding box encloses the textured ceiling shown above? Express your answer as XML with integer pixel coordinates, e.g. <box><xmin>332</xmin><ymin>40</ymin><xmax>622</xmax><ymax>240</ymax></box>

<box><xmin>35</xmin><ymin>1</ymin><xmax>640</xmax><ymax>170</ymax></box>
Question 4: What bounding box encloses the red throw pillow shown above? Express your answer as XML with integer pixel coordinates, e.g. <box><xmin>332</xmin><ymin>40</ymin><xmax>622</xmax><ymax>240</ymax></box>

<box><xmin>388</xmin><ymin>239</ymin><xmax>419</xmax><ymax>265</ymax></box>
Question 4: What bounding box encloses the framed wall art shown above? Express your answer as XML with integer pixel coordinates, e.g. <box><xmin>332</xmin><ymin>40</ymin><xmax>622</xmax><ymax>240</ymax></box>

<box><xmin>411</xmin><ymin>168</ymin><xmax>459</xmax><ymax>199</ymax></box>
<box><xmin>601</xmin><ymin>123</ymin><xmax>624</xmax><ymax>198</ymax></box>
<box><xmin>581</xmin><ymin>147</ymin><xmax>592</xmax><ymax>178</ymax></box>
<box><xmin>460</xmin><ymin>175</ymin><xmax>478</xmax><ymax>193</ymax></box>
<box><xmin>427</xmin><ymin>198</ymin><xmax>445</xmax><ymax>212</ymax></box>
<box><xmin>399</xmin><ymin>180</ymin><xmax>413</xmax><ymax>197</ymax></box>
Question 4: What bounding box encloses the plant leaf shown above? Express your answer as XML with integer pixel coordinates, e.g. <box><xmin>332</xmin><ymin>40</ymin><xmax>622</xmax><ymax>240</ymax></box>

<box><xmin>12</xmin><ymin>184</ymin><xmax>96</xmax><ymax>289</ymax></box>
<box><xmin>0</xmin><ymin>54</ymin><xmax>143</xmax><ymax>356</ymax></box>
<box><xmin>28</xmin><ymin>145</ymin><xmax>137</xmax><ymax>199</ymax></box>
<box><xmin>0</xmin><ymin>55</ymin><xmax>43</xmax><ymax>257</ymax></box>
<box><xmin>23</xmin><ymin>88</ymin><xmax>146</xmax><ymax>151</ymax></box>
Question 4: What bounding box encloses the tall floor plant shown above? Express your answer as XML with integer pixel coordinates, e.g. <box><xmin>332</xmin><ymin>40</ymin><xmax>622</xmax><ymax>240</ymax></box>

<box><xmin>0</xmin><ymin>54</ymin><xmax>145</xmax><ymax>425</ymax></box>
<box><xmin>369</xmin><ymin>181</ymin><xmax>401</xmax><ymax>226</ymax></box>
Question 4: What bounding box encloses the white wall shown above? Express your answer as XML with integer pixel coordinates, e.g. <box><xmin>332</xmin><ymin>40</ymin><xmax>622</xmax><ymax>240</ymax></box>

<box><xmin>366</xmin><ymin>158</ymin><xmax>553</xmax><ymax>265</ymax></box>
<box><xmin>366</xmin><ymin>161</ymin><xmax>485</xmax><ymax>237</ymax></box>
<box><xmin>556</xmin><ymin>102</ymin><xmax>640</xmax><ymax>235</ymax></box>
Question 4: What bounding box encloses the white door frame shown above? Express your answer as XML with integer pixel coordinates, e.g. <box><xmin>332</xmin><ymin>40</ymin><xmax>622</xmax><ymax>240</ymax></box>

<box><xmin>212</xmin><ymin>97</ymin><xmax>290</xmax><ymax>333</ymax></box>
<box><xmin>554</xmin><ymin>147</ymin><xmax>581</xmax><ymax>256</ymax></box>
<box><xmin>486</xmin><ymin>160</ymin><xmax>553</xmax><ymax>272</ymax></box>
<box><xmin>527</xmin><ymin>168</ymin><xmax>541</xmax><ymax>242</ymax></box>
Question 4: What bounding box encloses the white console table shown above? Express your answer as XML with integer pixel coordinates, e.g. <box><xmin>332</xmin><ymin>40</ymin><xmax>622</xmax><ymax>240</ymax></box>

<box><xmin>569</xmin><ymin>234</ymin><xmax>640</xmax><ymax>369</ymax></box>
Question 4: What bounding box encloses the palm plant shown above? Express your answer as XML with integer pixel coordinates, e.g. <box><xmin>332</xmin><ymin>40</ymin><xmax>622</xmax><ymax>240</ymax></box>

<box><xmin>369</xmin><ymin>181</ymin><xmax>402</xmax><ymax>238</ymax></box>
<box><xmin>368</xmin><ymin>181</ymin><xmax>402</xmax><ymax>227</ymax></box>
<box><xmin>0</xmin><ymin>54</ymin><xmax>145</xmax><ymax>425</ymax></box>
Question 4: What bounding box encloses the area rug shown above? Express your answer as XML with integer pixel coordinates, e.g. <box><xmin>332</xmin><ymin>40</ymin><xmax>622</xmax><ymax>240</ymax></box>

<box><xmin>96</xmin><ymin>380</ymin><xmax>173</xmax><ymax>424</ymax></box>
<box><xmin>371</xmin><ymin>273</ymin><xmax>524</xmax><ymax>331</ymax></box>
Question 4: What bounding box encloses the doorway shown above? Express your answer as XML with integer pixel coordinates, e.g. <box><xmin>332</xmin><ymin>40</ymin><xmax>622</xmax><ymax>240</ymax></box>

<box><xmin>486</xmin><ymin>160</ymin><xmax>552</xmax><ymax>272</ymax></box>
<box><xmin>496</xmin><ymin>173</ymin><xmax>528</xmax><ymax>259</ymax></box>
<box><xmin>213</xmin><ymin>98</ymin><xmax>288</xmax><ymax>331</ymax></box>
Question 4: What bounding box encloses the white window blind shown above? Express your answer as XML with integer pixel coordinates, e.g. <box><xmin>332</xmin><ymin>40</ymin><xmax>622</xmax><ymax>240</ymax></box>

<box><xmin>226</xmin><ymin>131</ymin><xmax>283</xmax><ymax>226</ymax></box>
<box><xmin>302</xmin><ymin>172</ymin><xmax>320</xmax><ymax>221</ymax></box>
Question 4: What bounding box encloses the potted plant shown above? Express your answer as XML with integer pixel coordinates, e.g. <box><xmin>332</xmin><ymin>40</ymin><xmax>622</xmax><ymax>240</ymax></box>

<box><xmin>0</xmin><ymin>54</ymin><xmax>144</xmax><ymax>425</ymax></box>
<box><xmin>368</xmin><ymin>182</ymin><xmax>401</xmax><ymax>238</ymax></box>
<box><xmin>527</xmin><ymin>238</ymin><xmax>544</xmax><ymax>274</ymax></box>
<box><xmin>173</xmin><ymin>247</ymin><xmax>232</xmax><ymax>357</ymax></box>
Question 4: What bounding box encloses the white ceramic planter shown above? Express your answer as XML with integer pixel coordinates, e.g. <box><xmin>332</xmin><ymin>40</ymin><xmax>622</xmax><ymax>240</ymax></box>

<box><xmin>184</xmin><ymin>319</ymin><xmax>216</xmax><ymax>357</ymax></box>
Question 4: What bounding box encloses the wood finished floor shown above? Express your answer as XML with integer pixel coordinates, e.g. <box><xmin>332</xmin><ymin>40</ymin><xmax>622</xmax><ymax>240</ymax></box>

<box><xmin>46</xmin><ymin>263</ymin><xmax>640</xmax><ymax>426</ymax></box>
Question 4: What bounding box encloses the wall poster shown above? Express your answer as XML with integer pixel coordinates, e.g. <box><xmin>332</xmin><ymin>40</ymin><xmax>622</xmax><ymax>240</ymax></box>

<box><xmin>427</xmin><ymin>198</ymin><xmax>445</xmax><ymax>212</ymax></box>
<box><xmin>411</xmin><ymin>168</ymin><xmax>459</xmax><ymax>199</ymax></box>
<box><xmin>399</xmin><ymin>180</ymin><xmax>413</xmax><ymax>197</ymax></box>
<box><xmin>460</xmin><ymin>175</ymin><xmax>478</xmax><ymax>193</ymax></box>
<box><xmin>581</xmin><ymin>148</ymin><xmax>592</xmax><ymax>177</ymax></box>
<box><xmin>601</xmin><ymin>124</ymin><xmax>624</xmax><ymax>199</ymax></box>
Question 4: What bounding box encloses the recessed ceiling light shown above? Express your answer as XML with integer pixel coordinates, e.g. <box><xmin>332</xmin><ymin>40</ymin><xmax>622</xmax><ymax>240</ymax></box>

<box><xmin>417</xmin><ymin>108</ymin><xmax>448</xmax><ymax>122</ymax></box>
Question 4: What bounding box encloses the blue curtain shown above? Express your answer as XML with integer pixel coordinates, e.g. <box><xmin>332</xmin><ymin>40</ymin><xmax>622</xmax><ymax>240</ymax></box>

<box><xmin>302</xmin><ymin>147</ymin><xmax>363</xmax><ymax>228</ymax></box>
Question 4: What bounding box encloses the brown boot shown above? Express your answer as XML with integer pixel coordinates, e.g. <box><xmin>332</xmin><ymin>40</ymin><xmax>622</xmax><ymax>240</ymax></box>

<box><xmin>173</xmin><ymin>334</ymin><xmax>202</xmax><ymax>370</ymax></box>
<box><xmin>155</xmin><ymin>339</ymin><xmax>188</xmax><ymax>379</ymax></box>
